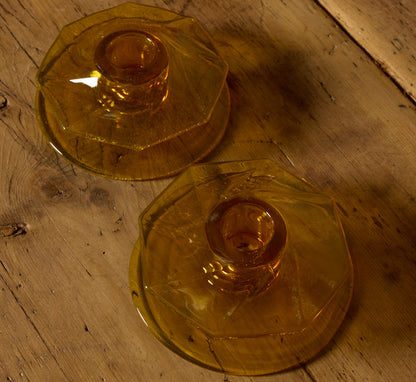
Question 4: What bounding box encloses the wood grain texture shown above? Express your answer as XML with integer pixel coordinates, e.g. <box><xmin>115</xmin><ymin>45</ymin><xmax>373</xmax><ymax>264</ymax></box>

<box><xmin>1</xmin><ymin>0</ymin><xmax>415</xmax><ymax>381</ymax></box>
<box><xmin>315</xmin><ymin>0</ymin><xmax>416</xmax><ymax>101</ymax></box>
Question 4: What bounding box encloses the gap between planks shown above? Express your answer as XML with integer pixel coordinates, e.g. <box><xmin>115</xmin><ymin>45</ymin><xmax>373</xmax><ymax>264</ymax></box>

<box><xmin>312</xmin><ymin>0</ymin><xmax>416</xmax><ymax>105</ymax></box>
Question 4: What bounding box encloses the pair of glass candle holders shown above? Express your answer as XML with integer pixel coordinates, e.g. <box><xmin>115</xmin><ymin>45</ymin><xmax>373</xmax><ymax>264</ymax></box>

<box><xmin>35</xmin><ymin>3</ymin><xmax>353</xmax><ymax>376</ymax></box>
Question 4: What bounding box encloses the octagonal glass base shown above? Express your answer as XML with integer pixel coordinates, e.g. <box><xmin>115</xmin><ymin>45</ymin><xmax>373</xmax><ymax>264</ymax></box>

<box><xmin>36</xmin><ymin>85</ymin><xmax>229</xmax><ymax>180</ymax></box>
<box><xmin>35</xmin><ymin>3</ymin><xmax>229</xmax><ymax>180</ymax></box>
<box><xmin>129</xmin><ymin>160</ymin><xmax>353</xmax><ymax>375</ymax></box>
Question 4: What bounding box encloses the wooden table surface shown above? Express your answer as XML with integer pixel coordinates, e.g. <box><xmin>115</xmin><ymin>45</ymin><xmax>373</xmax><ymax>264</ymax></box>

<box><xmin>1</xmin><ymin>0</ymin><xmax>415</xmax><ymax>381</ymax></box>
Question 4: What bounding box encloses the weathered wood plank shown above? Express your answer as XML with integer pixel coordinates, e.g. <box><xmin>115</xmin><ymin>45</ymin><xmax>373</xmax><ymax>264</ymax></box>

<box><xmin>0</xmin><ymin>269</ymin><xmax>69</xmax><ymax>380</ymax></box>
<box><xmin>315</xmin><ymin>0</ymin><xmax>416</xmax><ymax>101</ymax></box>
<box><xmin>0</xmin><ymin>0</ymin><xmax>415</xmax><ymax>381</ymax></box>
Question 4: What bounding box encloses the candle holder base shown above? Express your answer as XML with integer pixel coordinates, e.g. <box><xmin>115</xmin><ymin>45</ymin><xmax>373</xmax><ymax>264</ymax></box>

<box><xmin>129</xmin><ymin>159</ymin><xmax>353</xmax><ymax>375</ymax></box>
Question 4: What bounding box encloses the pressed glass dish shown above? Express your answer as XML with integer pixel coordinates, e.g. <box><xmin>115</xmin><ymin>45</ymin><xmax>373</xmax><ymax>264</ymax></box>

<box><xmin>35</xmin><ymin>3</ymin><xmax>229</xmax><ymax>180</ymax></box>
<box><xmin>129</xmin><ymin>159</ymin><xmax>354</xmax><ymax>375</ymax></box>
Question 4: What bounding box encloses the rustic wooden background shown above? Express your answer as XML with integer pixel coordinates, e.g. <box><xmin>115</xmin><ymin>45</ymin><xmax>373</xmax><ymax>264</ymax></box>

<box><xmin>1</xmin><ymin>0</ymin><xmax>415</xmax><ymax>380</ymax></box>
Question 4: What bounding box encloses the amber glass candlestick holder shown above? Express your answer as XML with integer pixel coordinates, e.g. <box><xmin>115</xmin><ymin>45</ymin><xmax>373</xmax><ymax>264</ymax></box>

<box><xmin>35</xmin><ymin>3</ymin><xmax>229</xmax><ymax>180</ymax></box>
<box><xmin>129</xmin><ymin>159</ymin><xmax>354</xmax><ymax>375</ymax></box>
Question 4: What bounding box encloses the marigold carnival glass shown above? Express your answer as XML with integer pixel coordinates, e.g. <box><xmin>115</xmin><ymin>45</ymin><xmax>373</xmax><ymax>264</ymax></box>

<box><xmin>129</xmin><ymin>159</ymin><xmax>354</xmax><ymax>375</ymax></box>
<box><xmin>35</xmin><ymin>3</ymin><xmax>229</xmax><ymax>180</ymax></box>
